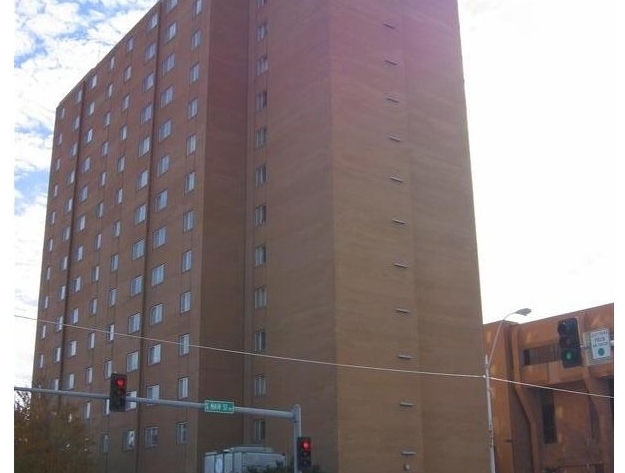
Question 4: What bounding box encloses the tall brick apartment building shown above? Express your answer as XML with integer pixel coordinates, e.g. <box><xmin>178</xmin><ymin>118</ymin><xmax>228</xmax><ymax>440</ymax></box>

<box><xmin>32</xmin><ymin>1</ymin><xmax>488</xmax><ymax>471</ymax></box>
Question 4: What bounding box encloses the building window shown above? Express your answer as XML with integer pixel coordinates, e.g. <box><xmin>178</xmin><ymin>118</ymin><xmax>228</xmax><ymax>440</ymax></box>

<box><xmin>115</xmin><ymin>187</ymin><xmax>123</xmax><ymax>204</ymax></box>
<box><xmin>100</xmin><ymin>434</ymin><xmax>110</xmax><ymax>454</ymax></box>
<box><xmin>178</xmin><ymin>377</ymin><xmax>189</xmax><ymax>399</ymax></box>
<box><xmin>179</xmin><ymin>334</ymin><xmax>190</xmax><ymax>356</ymax></box>
<box><xmin>191</xmin><ymin>30</ymin><xmax>201</xmax><ymax>49</ymax></box>
<box><xmin>92</xmin><ymin>264</ymin><xmax>100</xmax><ymax>282</ymax></box>
<box><xmin>144</xmin><ymin>72</ymin><xmax>155</xmax><ymax>91</ymax></box>
<box><xmin>253</xmin><ymin>419</ymin><xmax>266</xmax><ymax>442</ymax></box>
<box><xmin>256</xmin><ymin>90</ymin><xmax>267</xmax><ymax>112</ymax></box>
<box><xmin>110</xmin><ymin>253</ymin><xmax>119</xmax><ymax>272</ymax></box>
<box><xmin>75</xmin><ymin>244</ymin><xmax>84</xmax><ymax>261</ymax></box>
<box><xmin>67</xmin><ymin>340</ymin><xmax>77</xmax><ymax>357</ymax></box>
<box><xmin>192</xmin><ymin>0</ymin><xmax>202</xmax><ymax>17</ymax></box>
<box><xmin>146</xmin><ymin>384</ymin><xmax>160</xmax><ymax>402</ymax></box>
<box><xmin>121</xmin><ymin>94</ymin><xmax>130</xmax><ymax>110</ymax></box>
<box><xmin>185</xmin><ymin>171</ymin><xmax>195</xmax><ymax>193</ymax></box>
<box><xmin>117</xmin><ymin>156</ymin><xmax>125</xmax><ymax>173</ymax></box>
<box><xmin>181</xmin><ymin>250</ymin><xmax>192</xmax><ymax>272</ymax></box>
<box><xmin>255</xmin><ymin>164</ymin><xmax>267</xmax><ymax>186</ymax></box>
<box><xmin>166</xmin><ymin>0</ymin><xmax>178</xmax><ymax>12</ymax></box>
<box><xmin>66</xmin><ymin>373</ymin><xmax>75</xmax><ymax>390</ymax></box>
<box><xmin>123</xmin><ymin>430</ymin><xmax>136</xmax><ymax>451</ymax></box>
<box><xmin>94</xmin><ymin>233</ymin><xmax>102</xmax><ymax>250</ymax></box>
<box><xmin>123</xmin><ymin>65</ymin><xmax>132</xmax><ymax>81</ymax></box>
<box><xmin>144</xmin><ymin>427</ymin><xmax>158</xmax><ymax>448</ymax></box>
<box><xmin>58</xmin><ymin>284</ymin><xmax>66</xmax><ymax>301</ymax></box>
<box><xmin>164</xmin><ymin>22</ymin><xmax>176</xmax><ymax>41</ymax></box>
<box><xmin>72</xmin><ymin>276</ymin><xmax>82</xmax><ymax>293</ymax></box>
<box><xmin>70</xmin><ymin>308</ymin><xmax>79</xmax><ymax>324</ymax></box>
<box><xmin>135</xmin><ymin>204</ymin><xmax>147</xmax><ymax>224</ymax></box>
<box><xmin>104</xmin><ymin>360</ymin><xmax>112</xmax><ymax>379</ymax></box>
<box><xmin>127</xmin><ymin>390</ymin><xmax>138</xmax><ymax>410</ymax></box>
<box><xmin>189</xmin><ymin>63</ymin><xmax>200</xmax><ymax>83</ymax></box>
<box><xmin>186</xmin><ymin>134</ymin><xmax>197</xmax><ymax>155</ymax></box>
<box><xmin>150</xmin><ymin>303</ymin><xmax>164</xmax><ymax>325</ymax></box>
<box><xmin>96</xmin><ymin>201</ymin><xmax>104</xmax><ymax>217</ymax></box>
<box><xmin>90</xmin><ymin>298</ymin><xmax>98</xmax><ymax>315</ymax></box>
<box><xmin>137</xmin><ymin>170</ymin><xmax>149</xmax><ymax>190</ymax></box>
<box><xmin>541</xmin><ymin>390</ymin><xmax>557</xmax><ymax>444</ymax></box>
<box><xmin>161</xmin><ymin>86</ymin><xmax>174</xmax><ymax>107</ymax></box>
<box><xmin>148</xmin><ymin>13</ymin><xmax>158</xmax><ymax>30</ymax></box>
<box><xmin>148</xmin><ymin>344</ymin><xmax>161</xmax><ymax>365</ymax></box>
<box><xmin>130</xmin><ymin>275</ymin><xmax>143</xmax><ymax>296</ymax></box>
<box><xmin>77</xmin><ymin>213</ymin><xmax>86</xmax><ymax>230</ymax></box>
<box><xmin>151</xmin><ymin>264</ymin><xmax>165</xmax><ymax>286</ymax></box>
<box><xmin>119</xmin><ymin>124</ymin><xmax>128</xmax><ymax>141</ymax></box>
<box><xmin>127</xmin><ymin>351</ymin><xmax>139</xmax><ymax>372</ymax></box>
<box><xmin>257</xmin><ymin>21</ymin><xmax>268</xmax><ymax>41</ymax></box>
<box><xmin>254</xmin><ymin>286</ymin><xmax>267</xmax><ymax>309</ymax></box>
<box><xmin>53</xmin><ymin>346</ymin><xmax>61</xmax><ymax>362</ymax></box>
<box><xmin>254</xmin><ymin>374</ymin><xmax>266</xmax><ymax>396</ymax></box>
<box><xmin>163</xmin><ymin>53</ymin><xmax>175</xmax><ymax>75</ymax></box>
<box><xmin>85</xmin><ymin>128</ymin><xmax>93</xmax><ymax>143</ymax></box>
<box><xmin>188</xmin><ymin>98</ymin><xmax>198</xmax><ymax>118</ymax></box>
<box><xmin>254</xmin><ymin>330</ymin><xmax>266</xmax><ymax>352</ymax></box>
<box><xmin>87</xmin><ymin>332</ymin><xmax>95</xmax><ymax>350</ymax></box>
<box><xmin>144</xmin><ymin>42</ymin><xmax>156</xmax><ymax>61</ymax></box>
<box><xmin>139</xmin><ymin>136</ymin><xmax>151</xmax><ymax>156</ymax></box>
<box><xmin>85</xmin><ymin>367</ymin><xmax>93</xmax><ymax>384</ymax></box>
<box><xmin>152</xmin><ymin>227</ymin><xmax>166</xmax><ymax>248</ymax></box>
<box><xmin>155</xmin><ymin>189</ymin><xmax>168</xmax><ymax>210</ymax></box>
<box><xmin>183</xmin><ymin>210</ymin><xmax>195</xmax><ymax>232</ymax></box>
<box><xmin>132</xmin><ymin>239</ymin><xmax>145</xmax><ymax>259</ymax></box>
<box><xmin>254</xmin><ymin>204</ymin><xmax>266</xmax><ymax>227</ymax></box>
<box><xmin>256</xmin><ymin>54</ymin><xmax>268</xmax><ymax>76</ymax></box>
<box><xmin>106</xmin><ymin>323</ymin><xmax>115</xmax><ymax>342</ymax></box>
<box><xmin>157</xmin><ymin>155</ymin><xmax>170</xmax><ymax>176</ymax></box>
<box><xmin>254</xmin><ymin>245</ymin><xmax>266</xmax><ymax>267</ymax></box>
<box><xmin>108</xmin><ymin>288</ymin><xmax>117</xmax><ymax>307</ymax></box>
<box><xmin>180</xmin><ymin>291</ymin><xmax>191</xmax><ymax>313</ymax></box>
<box><xmin>255</xmin><ymin>127</ymin><xmax>267</xmax><ymax>148</ymax></box>
<box><xmin>113</xmin><ymin>220</ymin><xmax>121</xmax><ymax>237</ymax></box>
<box><xmin>141</xmin><ymin>104</ymin><xmax>153</xmax><ymax>123</ymax></box>
<box><xmin>176</xmin><ymin>422</ymin><xmax>188</xmax><ymax>445</ymax></box>
<box><xmin>128</xmin><ymin>313</ymin><xmax>141</xmax><ymax>334</ymax></box>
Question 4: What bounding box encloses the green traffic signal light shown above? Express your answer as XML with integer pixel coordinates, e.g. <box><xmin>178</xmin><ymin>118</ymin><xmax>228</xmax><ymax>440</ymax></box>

<box><xmin>557</xmin><ymin>318</ymin><xmax>582</xmax><ymax>368</ymax></box>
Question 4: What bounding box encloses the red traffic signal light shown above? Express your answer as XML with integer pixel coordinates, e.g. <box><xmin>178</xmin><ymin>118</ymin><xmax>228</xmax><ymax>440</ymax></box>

<box><xmin>297</xmin><ymin>436</ymin><xmax>312</xmax><ymax>469</ymax></box>
<box><xmin>109</xmin><ymin>373</ymin><xmax>127</xmax><ymax>412</ymax></box>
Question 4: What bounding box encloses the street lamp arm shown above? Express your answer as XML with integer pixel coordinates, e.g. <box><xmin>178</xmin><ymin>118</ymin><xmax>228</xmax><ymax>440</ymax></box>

<box><xmin>487</xmin><ymin>308</ymin><xmax>531</xmax><ymax>362</ymax></box>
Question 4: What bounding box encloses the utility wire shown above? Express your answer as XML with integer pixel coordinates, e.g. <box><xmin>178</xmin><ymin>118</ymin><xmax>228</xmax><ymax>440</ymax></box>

<box><xmin>15</xmin><ymin>314</ymin><xmax>614</xmax><ymax>399</ymax></box>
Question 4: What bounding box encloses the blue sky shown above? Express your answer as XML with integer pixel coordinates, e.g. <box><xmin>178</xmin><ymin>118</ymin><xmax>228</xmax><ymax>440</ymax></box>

<box><xmin>11</xmin><ymin>0</ymin><xmax>619</xmax><ymax>391</ymax></box>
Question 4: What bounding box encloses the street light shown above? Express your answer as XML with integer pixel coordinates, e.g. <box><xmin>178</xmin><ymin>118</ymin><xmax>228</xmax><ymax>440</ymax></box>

<box><xmin>485</xmin><ymin>307</ymin><xmax>531</xmax><ymax>473</ymax></box>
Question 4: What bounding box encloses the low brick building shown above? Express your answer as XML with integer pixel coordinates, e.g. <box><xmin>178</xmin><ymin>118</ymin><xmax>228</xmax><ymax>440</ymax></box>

<box><xmin>484</xmin><ymin>304</ymin><xmax>614</xmax><ymax>473</ymax></box>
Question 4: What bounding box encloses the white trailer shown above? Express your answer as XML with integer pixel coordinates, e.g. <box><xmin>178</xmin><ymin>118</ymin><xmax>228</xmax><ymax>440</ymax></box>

<box><xmin>203</xmin><ymin>446</ymin><xmax>287</xmax><ymax>473</ymax></box>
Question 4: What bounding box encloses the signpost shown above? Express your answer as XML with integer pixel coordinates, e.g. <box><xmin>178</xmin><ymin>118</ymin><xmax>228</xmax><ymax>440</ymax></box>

<box><xmin>204</xmin><ymin>399</ymin><xmax>235</xmax><ymax>414</ymax></box>
<box><xmin>588</xmin><ymin>328</ymin><xmax>612</xmax><ymax>362</ymax></box>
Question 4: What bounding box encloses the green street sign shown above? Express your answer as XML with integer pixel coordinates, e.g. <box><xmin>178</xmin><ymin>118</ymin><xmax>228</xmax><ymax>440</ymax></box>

<box><xmin>204</xmin><ymin>400</ymin><xmax>235</xmax><ymax>414</ymax></box>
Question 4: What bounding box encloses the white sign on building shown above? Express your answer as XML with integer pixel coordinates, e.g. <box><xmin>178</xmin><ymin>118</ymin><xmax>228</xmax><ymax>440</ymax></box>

<box><xmin>588</xmin><ymin>328</ymin><xmax>612</xmax><ymax>362</ymax></box>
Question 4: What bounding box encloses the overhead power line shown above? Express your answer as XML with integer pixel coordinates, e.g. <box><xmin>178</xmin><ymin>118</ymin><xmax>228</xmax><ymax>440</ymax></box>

<box><xmin>14</xmin><ymin>314</ymin><xmax>613</xmax><ymax>399</ymax></box>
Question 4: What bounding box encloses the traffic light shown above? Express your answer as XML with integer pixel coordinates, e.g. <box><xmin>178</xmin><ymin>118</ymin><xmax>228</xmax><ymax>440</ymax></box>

<box><xmin>557</xmin><ymin>318</ymin><xmax>582</xmax><ymax>368</ymax></box>
<box><xmin>297</xmin><ymin>436</ymin><xmax>312</xmax><ymax>469</ymax></box>
<box><xmin>109</xmin><ymin>373</ymin><xmax>127</xmax><ymax>412</ymax></box>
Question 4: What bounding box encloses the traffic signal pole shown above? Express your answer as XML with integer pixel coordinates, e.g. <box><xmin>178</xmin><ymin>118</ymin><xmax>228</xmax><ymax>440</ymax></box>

<box><xmin>14</xmin><ymin>386</ymin><xmax>302</xmax><ymax>473</ymax></box>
